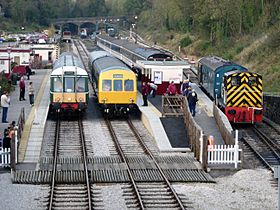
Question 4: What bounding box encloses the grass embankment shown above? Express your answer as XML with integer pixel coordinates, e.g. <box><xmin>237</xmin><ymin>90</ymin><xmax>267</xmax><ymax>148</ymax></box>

<box><xmin>141</xmin><ymin>26</ymin><xmax>280</xmax><ymax>92</ymax></box>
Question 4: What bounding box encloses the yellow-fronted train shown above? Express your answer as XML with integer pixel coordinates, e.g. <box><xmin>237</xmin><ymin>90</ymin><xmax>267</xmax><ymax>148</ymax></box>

<box><xmin>198</xmin><ymin>56</ymin><xmax>263</xmax><ymax>123</ymax></box>
<box><xmin>50</xmin><ymin>52</ymin><xmax>89</xmax><ymax>114</ymax></box>
<box><xmin>89</xmin><ymin>50</ymin><xmax>137</xmax><ymax>117</ymax></box>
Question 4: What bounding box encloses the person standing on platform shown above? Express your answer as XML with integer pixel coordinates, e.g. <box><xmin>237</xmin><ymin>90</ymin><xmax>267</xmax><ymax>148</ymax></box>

<box><xmin>148</xmin><ymin>82</ymin><xmax>157</xmax><ymax>97</ymax></box>
<box><xmin>2</xmin><ymin>128</ymin><xmax>11</xmax><ymax>149</ymax></box>
<box><xmin>19</xmin><ymin>77</ymin><xmax>26</xmax><ymax>101</ymax></box>
<box><xmin>142</xmin><ymin>82</ymin><xmax>149</xmax><ymax>106</ymax></box>
<box><xmin>28</xmin><ymin>82</ymin><xmax>35</xmax><ymax>106</ymax></box>
<box><xmin>167</xmin><ymin>81</ymin><xmax>177</xmax><ymax>96</ymax></box>
<box><xmin>26</xmin><ymin>65</ymin><xmax>32</xmax><ymax>80</ymax></box>
<box><xmin>187</xmin><ymin>89</ymin><xmax>198</xmax><ymax>117</ymax></box>
<box><xmin>181</xmin><ymin>79</ymin><xmax>190</xmax><ymax>96</ymax></box>
<box><xmin>1</xmin><ymin>91</ymin><xmax>10</xmax><ymax>123</ymax></box>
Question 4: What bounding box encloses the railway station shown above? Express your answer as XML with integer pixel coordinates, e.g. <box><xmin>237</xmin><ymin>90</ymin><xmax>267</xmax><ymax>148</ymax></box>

<box><xmin>0</xmin><ymin>23</ymin><xmax>279</xmax><ymax>210</ymax></box>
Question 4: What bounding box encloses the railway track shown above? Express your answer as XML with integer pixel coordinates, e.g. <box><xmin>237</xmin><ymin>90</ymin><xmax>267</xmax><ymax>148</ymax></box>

<box><xmin>48</xmin><ymin>114</ymin><xmax>92</xmax><ymax>210</ymax></box>
<box><xmin>241</xmin><ymin>124</ymin><xmax>280</xmax><ymax>171</ymax></box>
<box><xmin>106</xmin><ymin>118</ymin><xmax>191</xmax><ymax>209</ymax></box>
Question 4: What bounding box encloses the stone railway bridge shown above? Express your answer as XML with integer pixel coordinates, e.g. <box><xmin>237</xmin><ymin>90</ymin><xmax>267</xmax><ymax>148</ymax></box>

<box><xmin>50</xmin><ymin>16</ymin><xmax>130</xmax><ymax>35</ymax></box>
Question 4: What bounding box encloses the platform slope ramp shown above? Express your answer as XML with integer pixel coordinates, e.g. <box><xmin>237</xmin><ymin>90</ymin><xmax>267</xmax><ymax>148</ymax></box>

<box><xmin>18</xmin><ymin>70</ymin><xmax>50</xmax><ymax>163</ymax></box>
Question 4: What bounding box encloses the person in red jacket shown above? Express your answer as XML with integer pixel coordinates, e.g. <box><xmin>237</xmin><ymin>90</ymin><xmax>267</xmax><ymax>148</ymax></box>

<box><xmin>19</xmin><ymin>77</ymin><xmax>26</xmax><ymax>101</ymax></box>
<box><xmin>167</xmin><ymin>81</ymin><xmax>177</xmax><ymax>96</ymax></box>
<box><xmin>142</xmin><ymin>82</ymin><xmax>149</xmax><ymax>106</ymax></box>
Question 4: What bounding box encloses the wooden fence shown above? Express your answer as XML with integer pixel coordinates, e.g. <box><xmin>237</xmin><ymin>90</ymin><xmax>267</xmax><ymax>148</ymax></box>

<box><xmin>162</xmin><ymin>95</ymin><xmax>185</xmax><ymax>117</ymax></box>
<box><xmin>162</xmin><ymin>95</ymin><xmax>208</xmax><ymax>170</ymax></box>
<box><xmin>208</xmin><ymin>144</ymin><xmax>242</xmax><ymax>168</ymax></box>
<box><xmin>0</xmin><ymin>148</ymin><xmax>10</xmax><ymax>167</ymax></box>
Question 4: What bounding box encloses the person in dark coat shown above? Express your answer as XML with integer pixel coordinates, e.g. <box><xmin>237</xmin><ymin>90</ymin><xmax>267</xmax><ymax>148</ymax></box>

<box><xmin>26</xmin><ymin>66</ymin><xmax>32</xmax><ymax>80</ymax></box>
<box><xmin>181</xmin><ymin>79</ymin><xmax>190</xmax><ymax>96</ymax></box>
<box><xmin>2</xmin><ymin>128</ymin><xmax>11</xmax><ymax>149</ymax></box>
<box><xmin>187</xmin><ymin>89</ymin><xmax>198</xmax><ymax>117</ymax></box>
<box><xmin>19</xmin><ymin>77</ymin><xmax>26</xmax><ymax>101</ymax></box>
<box><xmin>142</xmin><ymin>82</ymin><xmax>149</xmax><ymax>106</ymax></box>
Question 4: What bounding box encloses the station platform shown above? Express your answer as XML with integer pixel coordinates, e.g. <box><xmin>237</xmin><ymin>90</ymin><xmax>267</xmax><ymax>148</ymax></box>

<box><xmin>137</xmin><ymin>82</ymin><xmax>225</xmax><ymax>151</ymax></box>
<box><xmin>0</xmin><ymin>69</ymin><xmax>50</xmax><ymax>164</ymax></box>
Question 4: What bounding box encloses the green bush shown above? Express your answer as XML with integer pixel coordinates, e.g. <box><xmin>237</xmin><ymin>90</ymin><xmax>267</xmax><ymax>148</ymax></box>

<box><xmin>0</xmin><ymin>73</ymin><xmax>14</xmax><ymax>94</ymax></box>
<box><xmin>180</xmin><ymin>36</ymin><xmax>192</xmax><ymax>48</ymax></box>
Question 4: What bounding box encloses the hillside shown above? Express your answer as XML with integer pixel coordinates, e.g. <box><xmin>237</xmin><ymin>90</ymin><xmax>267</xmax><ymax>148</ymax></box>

<box><xmin>140</xmin><ymin>25</ymin><xmax>280</xmax><ymax>93</ymax></box>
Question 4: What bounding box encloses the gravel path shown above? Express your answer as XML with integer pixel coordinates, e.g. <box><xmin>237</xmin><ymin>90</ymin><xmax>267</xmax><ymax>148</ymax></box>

<box><xmin>174</xmin><ymin>169</ymin><xmax>277</xmax><ymax>210</ymax></box>
<box><xmin>0</xmin><ymin>172</ymin><xmax>49</xmax><ymax>210</ymax></box>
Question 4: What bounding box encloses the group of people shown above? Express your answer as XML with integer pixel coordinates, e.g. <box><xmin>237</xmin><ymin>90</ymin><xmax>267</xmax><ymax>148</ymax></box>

<box><xmin>1</xmin><ymin>66</ymin><xmax>35</xmax><ymax>125</ymax></box>
<box><xmin>19</xmin><ymin>76</ymin><xmax>35</xmax><ymax>106</ymax></box>
<box><xmin>141</xmin><ymin>79</ymin><xmax>198</xmax><ymax>116</ymax></box>
<box><xmin>1</xmin><ymin>121</ymin><xmax>16</xmax><ymax>149</ymax></box>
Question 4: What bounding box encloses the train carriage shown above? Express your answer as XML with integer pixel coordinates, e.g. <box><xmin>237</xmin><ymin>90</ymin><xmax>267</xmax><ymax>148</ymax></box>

<box><xmin>89</xmin><ymin>51</ymin><xmax>137</xmax><ymax>117</ymax></box>
<box><xmin>198</xmin><ymin>56</ymin><xmax>263</xmax><ymax>123</ymax></box>
<box><xmin>96</xmin><ymin>35</ymin><xmax>173</xmax><ymax>72</ymax></box>
<box><xmin>50</xmin><ymin>52</ymin><xmax>89</xmax><ymax>113</ymax></box>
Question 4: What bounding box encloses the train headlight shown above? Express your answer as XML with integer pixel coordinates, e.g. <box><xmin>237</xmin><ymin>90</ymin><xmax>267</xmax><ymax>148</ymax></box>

<box><xmin>102</xmin><ymin>98</ymin><xmax>107</xmax><ymax>103</ymax></box>
<box><xmin>56</xmin><ymin>97</ymin><xmax>60</xmax><ymax>102</ymax></box>
<box><xmin>68</xmin><ymin>97</ymin><xmax>72</xmax><ymax>101</ymax></box>
<box><xmin>79</xmin><ymin>97</ymin><xmax>83</xmax><ymax>102</ymax></box>
<box><xmin>130</xmin><ymin>98</ymin><xmax>134</xmax><ymax>103</ymax></box>
<box><xmin>228</xmin><ymin>110</ymin><xmax>236</xmax><ymax>115</ymax></box>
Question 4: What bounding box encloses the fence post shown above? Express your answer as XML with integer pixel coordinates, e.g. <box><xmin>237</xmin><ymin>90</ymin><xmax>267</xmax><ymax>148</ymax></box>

<box><xmin>14</xmin><ymin>126</ymin><xmax>18</xmax><ymax>163</ymax></box>
<box><xmin>234</xmin><ymin>130</ymin><xmax>239</xmax><ymax>168</ymax></box>
<box><xmin>10</xmin><ymin>131</ymin><xmax>16</xmax><ymax>171</ymax></box>
<box><xmin>202</xmin><ymin>135</ymin><xmax>208</xmax><ymax>171</ymax></box>
<box><xmin>199</xmin><ymin>131</ymin><xmax>203</xmax><ymax>163</ymax></box>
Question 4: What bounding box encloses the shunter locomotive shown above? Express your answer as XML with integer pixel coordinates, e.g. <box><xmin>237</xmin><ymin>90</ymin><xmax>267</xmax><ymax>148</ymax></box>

<box><xmin>198</xmin><ymin>56</ymin><xmax>263</xmax><ymax>123</ymax></box>
<box><xmin>50</xmin><ymin>52</ymin><xmax>89</xmax><ymax>113</ymax></box>
<box><xmin>89</xmin><ymin>50</ymin><xmax>137</xmax><ymax>117</ymax></box>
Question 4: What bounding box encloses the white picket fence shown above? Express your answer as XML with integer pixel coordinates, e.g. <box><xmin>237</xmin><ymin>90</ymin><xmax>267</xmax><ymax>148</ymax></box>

<box><xmin>0</xmin><ymin>148</ymin><xmax>11</xmax><ymax>167</ymax></box>
<box><xmin>208</xmin><ymin>144</ymin><xmax>242</xmax><ymax>168</ymax></box>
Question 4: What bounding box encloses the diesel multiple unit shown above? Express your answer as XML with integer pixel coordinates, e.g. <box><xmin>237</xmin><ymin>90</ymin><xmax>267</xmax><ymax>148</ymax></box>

<box><xmin>198</xmin><ymin>56</ymin><xmax>263</xmax><ymax>123</ymax></box>
<box><xmin>89</xmin><ymin>50</ymin><xmax>137</xmax><ymax>117</ymax></box>
<box><xmin>50</xmin><ymin>52</ymin><xmax>89</xmax><ymax>113</ymax></box>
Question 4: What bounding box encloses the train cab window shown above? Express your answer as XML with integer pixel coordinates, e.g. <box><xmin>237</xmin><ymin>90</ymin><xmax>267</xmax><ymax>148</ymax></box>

<box><xmin>248</xmin><ymin>77</ymin><xmax>257</xmax><ymax>86</ymax></box>
<box><xmin>124</xmin><ymin>79</ymin><xmax>134</xmax><ymax>91</ymax></box>
<box><xmin>114</xmin><ymin>80</ymin><xmax>123</xmax><ymax>91</ymax></box>
<box><xmin>102</xmin><ymin>80</ymin><xmax>112</xmax><ymax>91</ymax></box>
<box><xmin>231</xmin><ymin>77</ymin><xmax>241</xmax><ymax>86</ymax></box>
<box><xmin>76</xmin><ymin>77</ymin><xmax>86</xmax><ymax>92</ymax></box>
<box><xmin>53</xmin><ymin>77</ymin><xmax>63</xmax><ymax>92</ymax></box>
<box><xmin>64</xmin><ymin>77</ymin><xmax>74</xmax><ymax>92</ymax></box>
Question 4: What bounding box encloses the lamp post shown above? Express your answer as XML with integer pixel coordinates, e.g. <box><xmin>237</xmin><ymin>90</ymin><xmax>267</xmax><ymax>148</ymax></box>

<box><xmin>7</xmin><ymin>45</ymin><xmax>11</xmax><ymax>75</ymax></box>
<box><xmin>134</xmin><ymin>16</ymin><xmax>138</xmax><ymax>44</ymax></box>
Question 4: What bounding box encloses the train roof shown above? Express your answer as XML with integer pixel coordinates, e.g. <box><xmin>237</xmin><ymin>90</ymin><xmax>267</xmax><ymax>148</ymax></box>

<box><xmin>53</xmin><ymin>52</ymin><xmax>84</xmax><ymax>69</ymax></box>
<box><xmin>52</xmin><ymin>52</ymin><xmax>87</xmax><ymax>76</ymax></box>
<box><xmin>93</xmin><ymin>55</ymin><xmax>131</xmax><ymax>73</ymax></box>
<box><xmin>89</xmin><ymin>50</ymin><xmax>112</xmax><ymax>64</ymax></box>
<box><xmin>98</xmin><ymin>35</ymin><xmax>173</xmax><ymax>60</ymax></box>
<box><xmin>199</xmin><ymin>56</ymin><xmax>247</xmax><ymax>72</ymax></box>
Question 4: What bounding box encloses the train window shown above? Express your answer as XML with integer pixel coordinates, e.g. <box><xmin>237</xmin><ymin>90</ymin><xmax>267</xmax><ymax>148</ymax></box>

<box><xmin>248</xmin><ymin>77</ymin><xmax>257</xmax><ymax>86</ymax></box>
<box><xmin>53</xmin><ymin>77</ymin><xmax>63</xmax><ymax>92</ymax></box>
<box><xmin>231</xmin><ymin>77</ymin><xmax>241</xmax><ymax>86</ymax></box>
<box><xmin>64</xmin><ymin>77</ymin><xmax>74</xmax><ymax>92</ymax></box>
<box><xmin>76</xmin><ymin>78</ymin><xmax>85</xmax><ymax>92</ymax></box>
<box><xmin>114</xmin><ymin>80</ymin><xmax>123</xmax><ymax>91</ymax></box>
<box><xmin>102</xmin><ymin>80</ymin><xmax>112</xmax><ymax>91</ymax></box>
<box><xmin>124</xmin><ymin>80</ymin><xmax>134</xmax><ymax>91</ymax></box>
